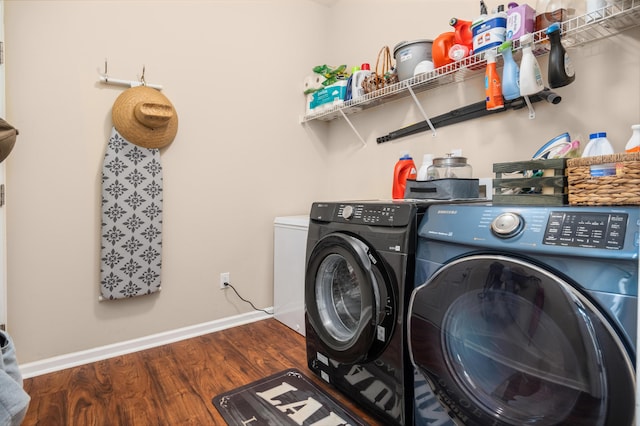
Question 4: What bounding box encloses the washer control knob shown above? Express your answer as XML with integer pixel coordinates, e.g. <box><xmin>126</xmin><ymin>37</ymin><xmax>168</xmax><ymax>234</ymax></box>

<box><xmin>341</xmin><ymin>205</ymin><xmax>354</xmax><ymax>220</ymax></box>
<box><xmin>491</xmin><ymin>212</ymin><xmax>523</xmax><ymax>238</ymax></box>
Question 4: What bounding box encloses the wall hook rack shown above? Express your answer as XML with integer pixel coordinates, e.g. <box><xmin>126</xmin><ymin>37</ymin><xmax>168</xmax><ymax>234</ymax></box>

<box><xmin>98</xmin><ymin>59</ymin><xmax>163</xmax><ymax>90</ymax></box>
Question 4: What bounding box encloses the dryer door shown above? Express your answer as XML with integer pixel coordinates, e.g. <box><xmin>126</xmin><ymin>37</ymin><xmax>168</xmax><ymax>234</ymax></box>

<box><xmin>305</xmin><ymin>233</ymin><xmax>396</xmax><ymax>364</ymax></box>
<box><xmin>409</xmin><ymin>254</ymin><xmax>635</xmax><ymax>426</ymax></box>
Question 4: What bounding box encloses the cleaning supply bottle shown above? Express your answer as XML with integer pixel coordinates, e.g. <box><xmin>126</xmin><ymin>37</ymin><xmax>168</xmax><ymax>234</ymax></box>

<box><xmin>498</xmin><ymin>40</ymin><xmax>520</xmax><ymax>100</ymax></box>
<box><xmin>485</xmin><ymin>48</ymin><xmax>504</xmax><ymax>110</ymax></box>
<box><xmin>416</xmin><ymin>154</ymin><xmax>437</xmax><ymax>181</ymax></box>
<box><xmin>518</xmin><ymin>32</ymin><xmax>544</xmax><ymax>96</ymax></box>
<box><xmin>471</xmin><ymin>1</ymin><xmax>489</xmax><ymax>52</ymax></box>
<box><xmin>546</xmin><ymin>23</ymin><xmax>575</xmax><ymax>88</ymax></box>
<box><xmin>392</xmin><ymin>152</ymin><xmax>417</xmax><ymax>199</ymax></box>
<box><xmin>433</xmin><ymin>32</ymin><xmax>456</xmax><ymax>68</ymax></box>
<box><xmin>344</xmin><ymin>67</ymin><xmax>357</xmax><ymax>101</ymax></box>
<box><xmin>450</xmin><ymin>17</ymin><xmax>473</xmax><ymax>57</ymax></box>
<box><xmin>624</xmin><ymin>124</ymin><xmax>640</xmax><ymax>153</ymax></box>
<box><xmin>351</xmin><ymin>63</ymin><xmax>373</xmax><ymax>100</ymax></box>
<box><xmin>472</xmin><ymin>1</ymin><xmax>508</xmax><ymax>54</ymax></box>
<box><xmin>582</xmin><ymin>132</ymin><xmax>614</xmax><ymax>157</ymax></box>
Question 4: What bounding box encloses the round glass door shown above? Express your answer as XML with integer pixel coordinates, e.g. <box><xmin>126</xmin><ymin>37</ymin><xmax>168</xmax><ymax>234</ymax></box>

<box><xmin>315</xmin><ymin>253</ymin><xmax>363</xmax><ymax>344</ymax></box>
<box><xmin>409</xmin><ymin>254</ymin><xmax>635</xmax><ymax>426</ymax></box>
<box><xmin>306</xmin><ymin>233</ymin><xmax>395</xmax><ymax>363</ymax></box>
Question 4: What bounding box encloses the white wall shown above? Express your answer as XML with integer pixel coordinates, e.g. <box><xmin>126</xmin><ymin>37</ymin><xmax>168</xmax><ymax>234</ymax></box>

<box><xmin>4</xmin><ymin>0</ymin><xmax>639</xmax><ymax>364</ymax></box>
<box><xmin>5</xmin><ymin>0</ymin><xmax>331</xmax><ymax>363</ymax></box>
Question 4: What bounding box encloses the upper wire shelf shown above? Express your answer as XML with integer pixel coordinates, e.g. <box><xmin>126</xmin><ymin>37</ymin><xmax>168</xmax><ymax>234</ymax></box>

<box><xmin>301</xmin><ymin>0</ymin><xmax>640</xmax><ymax>123</ymax></box>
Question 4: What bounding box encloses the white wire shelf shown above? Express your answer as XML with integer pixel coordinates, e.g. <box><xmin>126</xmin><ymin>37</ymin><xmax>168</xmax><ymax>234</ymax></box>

<box><xmin>301</xmin><ymin>0</ymin><xmax>640</xmax><ymax>123</ymax></box>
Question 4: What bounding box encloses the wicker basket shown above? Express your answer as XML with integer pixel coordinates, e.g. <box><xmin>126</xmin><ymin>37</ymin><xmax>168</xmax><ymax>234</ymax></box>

<box><xmin>566</xmin><ymin>152</ymin><xmax>640</xmax><ymax>205</ymax></box>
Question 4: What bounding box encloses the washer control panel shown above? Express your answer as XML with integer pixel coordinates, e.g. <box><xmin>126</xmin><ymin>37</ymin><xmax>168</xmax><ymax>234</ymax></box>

<box><xmin>543</xmin><ymin>211</ymin><xmax>628</xmax><ymax>250</ymax></box>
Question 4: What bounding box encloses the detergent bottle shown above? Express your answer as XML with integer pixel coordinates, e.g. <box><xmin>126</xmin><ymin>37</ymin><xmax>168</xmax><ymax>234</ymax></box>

<box><xmin>624</xmin><ymin>124</ymin><xmax>640</xmax><ymax>153</ymax></box>
<box><xmin>433</xmin><ymin>32</ymin><xmax>456</xmax><ymax>68</ymax></box>
<box><xmin>351</xmin><ymin>63</ymin><xmax>373</xmax><ymax>100</ymax></box>
<box><xmin>546</xmin><ymin>23</ymin><xmax>575</xmax><ymax>88</ymax></box>
<box><xmin>449</xmin><ymin>18</ymin><xmax>473</xmax><ymax>60</ymax></box>
<box><xmin>392</xmin><ymin>152</ymin><xmax>417</xmax><ymax>199</ymax></box>
<box><xmin>518</xmin><ymin>32</ymin><xmax>544</xmax><ymax>96</ymax></box>
<box><xmin>484</xmin><ymin>48</ymin><xmax>504</xmax><ymax>110</ymax></box>
<box><xmin>498</xmin><ymin>40</ymin><xmax>520</xmax><ymax>100</ymax></box>
<box><xmin>582</xmin><ymin>132</ymin><xmax>614</xmax><ymax>158</ymax></box>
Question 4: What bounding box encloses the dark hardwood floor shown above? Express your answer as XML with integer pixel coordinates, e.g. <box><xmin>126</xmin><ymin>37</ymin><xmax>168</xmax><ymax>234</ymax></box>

<box><xmin>22</xmin><ymin>319</ymin><xmax>383</xmax><ymax>425</ymax></box>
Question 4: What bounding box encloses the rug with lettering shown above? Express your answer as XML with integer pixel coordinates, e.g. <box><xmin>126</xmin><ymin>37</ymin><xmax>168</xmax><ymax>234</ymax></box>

<box><xmin>212</xmin><ymin>368</ymin><xmax>368</xmax><ymax>426</ymax></box>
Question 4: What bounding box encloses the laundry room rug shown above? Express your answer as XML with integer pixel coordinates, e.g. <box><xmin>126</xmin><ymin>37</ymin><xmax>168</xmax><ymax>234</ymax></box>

<box><xmin>212</xmin><ymin>368</ymin><xmax>368</xmax><ymax>426</ymax></box>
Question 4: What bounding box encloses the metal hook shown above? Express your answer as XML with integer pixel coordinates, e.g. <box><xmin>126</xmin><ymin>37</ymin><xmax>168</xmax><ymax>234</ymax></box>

<box><xmin>140</xmin><ymin>65</ymin><xmax>146</xmax><ymax>86</ymax></box>
<box><xmin>524</xmin><ymin>95</ymin><xmax>536</xmax><ymax>119</ymax></box>
<box><xmin>98</xmin><ymin>60</ymin><xmax>163</xmax><ymax>90</ymax></box>
<box><xmin>102</xmin><ymin>58</ymin><xmax>109</xmax><ymax>82</ymax></box>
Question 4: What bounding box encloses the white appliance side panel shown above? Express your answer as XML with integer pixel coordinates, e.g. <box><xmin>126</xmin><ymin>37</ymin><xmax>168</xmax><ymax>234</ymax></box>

<box><xmin>273</xmin><ymin>216</ymin><xmax>309</xmax><ymax>336</ymax></box>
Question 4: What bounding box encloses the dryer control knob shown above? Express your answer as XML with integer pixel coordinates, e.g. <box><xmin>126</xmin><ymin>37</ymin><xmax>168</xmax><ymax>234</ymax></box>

<box><xmin>491</xmin><ymin>212</ymin><xmax>524</xmax><ymax>238</ymax></box>
<box><xmin>341</xmin><ymin>205</ymin><xmax>354</xmax><ymax>220</ymax></box>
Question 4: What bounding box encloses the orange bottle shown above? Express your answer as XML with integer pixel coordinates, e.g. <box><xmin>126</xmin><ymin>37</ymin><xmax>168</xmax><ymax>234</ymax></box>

<box><xmin>485</xmin><ymin>49</ymin><xmax>504</xmax><ymax>111</ymax></box>
<box><xmin>392</xmin><ymin>152</ymin><xmax>417</xmax><ymax>199</ymax></box>
<box><xmin>432</xmin><ymin>32</ymin><xmax>456</xmax><ymax>68</ymax></box>
<box><xmin>450</xmin><ymin>17</ymin><xmax>473</xmax><ymax>51</ymax></box>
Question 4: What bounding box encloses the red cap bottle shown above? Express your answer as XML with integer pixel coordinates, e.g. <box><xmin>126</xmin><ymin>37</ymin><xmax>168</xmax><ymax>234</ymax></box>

<box><xmin>392</xmin><ymin>152</ymin><xmax>417</xmax><ymax>199</ymax></box>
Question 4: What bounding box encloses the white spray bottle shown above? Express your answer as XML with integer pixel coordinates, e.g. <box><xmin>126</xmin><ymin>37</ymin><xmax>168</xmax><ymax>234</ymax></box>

<box><xmin>518</xmin><ymin>33</ymin><xmax>544</xmax><ymax>96</ymax></box>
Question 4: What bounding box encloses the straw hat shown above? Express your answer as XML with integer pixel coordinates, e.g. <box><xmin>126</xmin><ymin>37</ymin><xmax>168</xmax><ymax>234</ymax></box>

<box><xmin>112</xmin><ymin>86</ymin><xmax>178</xmax><ymax>149</ymax></box>
<box><xmin>0</xmin><ymin>118</ymin><xmax>18</xmax><ymax>164</ymax></box>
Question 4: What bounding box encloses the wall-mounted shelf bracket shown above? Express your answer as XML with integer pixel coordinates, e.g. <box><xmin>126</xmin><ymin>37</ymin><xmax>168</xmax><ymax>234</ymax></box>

<box><xmin>405</xmin><ymin>82</ymin><xmax>436</xmax><ymax>137</ymax></box>
<box><xmin>338</xmin><ymin>109</ymin><xmax>366</xmax><ymax>146</ymax></box>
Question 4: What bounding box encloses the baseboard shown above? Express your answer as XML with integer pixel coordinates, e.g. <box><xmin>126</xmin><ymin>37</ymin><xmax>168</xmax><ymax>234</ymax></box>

<box><xmin>20</xmin><ymin>309</ymin><xmax>272</xmax><ymax>379</ymax></box>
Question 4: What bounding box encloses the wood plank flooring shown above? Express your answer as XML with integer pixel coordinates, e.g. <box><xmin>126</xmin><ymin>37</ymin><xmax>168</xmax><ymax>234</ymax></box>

<box><xmin>22</xmin><ymin>319</ymin><xmax>383</xmax><ymax>425</ymax></box>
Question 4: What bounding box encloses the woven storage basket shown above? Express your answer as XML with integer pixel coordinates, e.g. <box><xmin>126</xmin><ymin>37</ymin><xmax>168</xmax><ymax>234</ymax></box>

<box><xmin>566</xmin><ymin>152</ymin><xmax>640</xmax><ymax>205</ymax></box>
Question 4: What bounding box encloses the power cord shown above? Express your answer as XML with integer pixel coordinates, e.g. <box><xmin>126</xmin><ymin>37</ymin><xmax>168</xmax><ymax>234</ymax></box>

<box><xmin>223</xmin><ymin>281</ymin><xmax>273</xmax><ymax>315</ymax></box>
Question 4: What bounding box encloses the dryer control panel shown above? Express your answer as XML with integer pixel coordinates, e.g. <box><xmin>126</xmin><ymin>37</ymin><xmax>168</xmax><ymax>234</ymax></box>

<box><xmin>310</xmin><ymin>200</ymin><xmax>474</xmax><ymax>227</ymax></box>
<box><xmin>543</xmin><ymin>211</ymin><xmax>628</xmax><ymax>250</ymax></box>
<box><xmin>310</xmin><ymin>202</ymin><xmax>413</xmax><ymax>226</ymax></box>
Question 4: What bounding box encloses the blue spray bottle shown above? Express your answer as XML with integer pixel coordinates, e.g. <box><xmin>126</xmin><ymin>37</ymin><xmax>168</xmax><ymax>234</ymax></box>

<box><xmin>498</xmin><ymin>40</ymin><xmax>520</xmax><ymax>100</ymax></box>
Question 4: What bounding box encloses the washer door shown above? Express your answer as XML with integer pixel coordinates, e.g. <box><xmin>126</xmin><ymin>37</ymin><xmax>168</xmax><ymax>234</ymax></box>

<box><xmin>305</xmin><ymin>233</ymin><xmax>396</xmax><ymax>364</ymax></box>
<box><xmin>409</xmin><ymin>254</ymin><xmax>635</xmax><ymax>426</ymax></box>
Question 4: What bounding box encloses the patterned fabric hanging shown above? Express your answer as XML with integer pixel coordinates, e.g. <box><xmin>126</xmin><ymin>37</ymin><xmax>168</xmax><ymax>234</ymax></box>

<box><xmin>100</xmin><ymin>128</ymin><xmax>163</xmax><ymax>299</ymax></box>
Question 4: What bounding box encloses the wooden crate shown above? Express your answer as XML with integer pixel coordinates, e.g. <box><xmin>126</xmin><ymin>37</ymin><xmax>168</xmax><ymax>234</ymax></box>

<box><xmin>493</xmin><ymin>158</ymin><xmax>568</xmax><ymax>205</ymax></box>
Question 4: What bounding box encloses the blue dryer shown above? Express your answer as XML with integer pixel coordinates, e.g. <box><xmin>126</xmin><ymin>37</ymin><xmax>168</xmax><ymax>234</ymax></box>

<box><xmin>409</xmin><ymin>203</ymin><xmax>638</xmax><ymax>425</ymax></box>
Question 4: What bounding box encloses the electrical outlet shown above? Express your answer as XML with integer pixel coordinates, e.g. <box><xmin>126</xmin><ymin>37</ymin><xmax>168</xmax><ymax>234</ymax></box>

<box><xmin>220</xmin><ymin>272</ymin><xmax>230</xmax><ymax>289</ymax></box>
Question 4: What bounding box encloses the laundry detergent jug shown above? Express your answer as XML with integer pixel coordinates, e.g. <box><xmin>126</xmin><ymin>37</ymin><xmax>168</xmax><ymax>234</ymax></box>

<box><xmin>393</xmin><ymin>152</ymin><xmax>417</xmax><ymax>199</ymax></box>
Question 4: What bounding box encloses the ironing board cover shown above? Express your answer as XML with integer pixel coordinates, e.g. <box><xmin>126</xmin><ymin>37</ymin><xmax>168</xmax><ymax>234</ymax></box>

<box><xmin>100</xmin><ymin>128</ymin><xmax>163</xmax><ymax>299</ymax></box>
